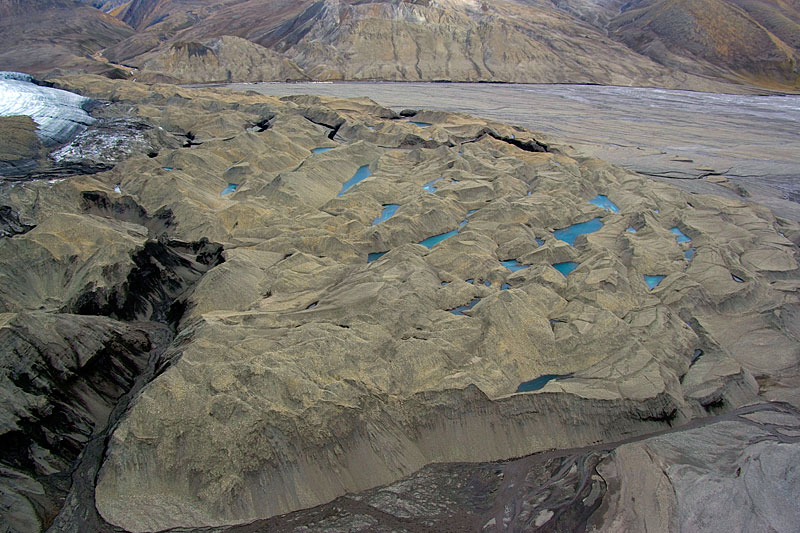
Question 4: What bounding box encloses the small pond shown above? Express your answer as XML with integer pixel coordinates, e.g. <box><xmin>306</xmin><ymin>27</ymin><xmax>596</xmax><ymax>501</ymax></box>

<box><xmin>589</xmin><ymin>194</ymin><xmax>619</xmax><ymax>213</ymax></box>
<box><xmin>553</xmin><ymin>261</ymin><xmax>579</xmax><ymax>277</ymax></box>
<box><xmin>419</xmin><ymin>229</ymin><xmax>458</xmax><ymax>249</ymax></box>
<box><xmin>670</xmin><ymin>227</ymin><xmax>691</xmax><ymax>243</ymax></box>
<box><xmin>516</xmin><ymin>374</ymin><xmax>571</xmax><ymax>393</ymax></box>
<box><xmin>501</xmin><ymin>259</ymin><xmax>529</xmax><ymax>272</ymax></box>
<box><xmin>448</xmin><ymin>298</ymin><xmax>481</xmax><ymax>315</ymax></box>
<box><xmin>338</xmin><ymin>165</ymin><xmax>372</xmax><ymax>196</ymax></box>
<box><xmin>422</xmin><ymin>177</ymin><xmax>443</xmax><ymax>193</ymax></box>
<box><xmin>553</xmin><ymin>217</ymin><xmax>604</xmax><ymax>246</ymax></box>
<box><xmin>372</xmin><ymin>204</ymin><xmax>399</xmax><ymax>225</ymax></box>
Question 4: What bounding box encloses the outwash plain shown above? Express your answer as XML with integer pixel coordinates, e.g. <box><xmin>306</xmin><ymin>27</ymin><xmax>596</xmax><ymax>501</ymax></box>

<box><xmin>1</xmin><ymin>1</ymin><xmax>800</xmax><ymax>532</ymax></box>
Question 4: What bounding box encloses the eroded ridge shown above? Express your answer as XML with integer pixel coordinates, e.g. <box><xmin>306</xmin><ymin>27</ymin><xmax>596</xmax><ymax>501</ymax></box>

<box><xmin>0</xmin><ymin>76</ymin><xmax>798</xmax><ymax>531</ymax></box>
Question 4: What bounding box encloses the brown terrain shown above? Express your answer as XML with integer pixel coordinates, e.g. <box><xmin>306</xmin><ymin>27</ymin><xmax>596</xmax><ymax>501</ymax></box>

<box><xmin>1</xmin><ymin>1</ymin><xmax>799</xmax><ymax>532</ymax></box>
<box><xmin>0</xmin><ymin>0</ymin><xmax>798</xmax><ymax>91</ymax></box>
<box><xmin>0</xmin><ymin>73</ymin><xmax>798</xmax><ymax>533</ymax></box>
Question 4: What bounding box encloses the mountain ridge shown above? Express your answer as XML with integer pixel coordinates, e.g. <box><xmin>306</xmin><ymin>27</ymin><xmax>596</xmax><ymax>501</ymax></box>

<box><xmin>2</xmin><ymin>0</ymin><xmax>799</xmax><ymax>92</ymax></box>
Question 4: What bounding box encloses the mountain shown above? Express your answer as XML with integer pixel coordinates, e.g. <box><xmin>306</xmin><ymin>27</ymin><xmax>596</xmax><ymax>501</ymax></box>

<box><xmin>1</xmin><ymin>0</ymin><xmax>799</xmax><ymax>90</ymax></box>
<box><xmin>0</xmin><ymin>0</ymin><xmax>135</xmax><ymax>77</ymax></box>
<box><xmin>607</xmin><ymin>0</ymin><xmax>800</xmax><ymax>89</ymax></box>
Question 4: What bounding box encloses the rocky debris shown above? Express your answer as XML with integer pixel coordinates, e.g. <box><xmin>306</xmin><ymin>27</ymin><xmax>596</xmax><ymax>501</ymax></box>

<box><xmin>0</xmin><ymin>75</ymin><xmax>797</xmax><ymax>530</ymax></box>
<box><xmin>0</xmin><ymin>115</ymin><xmax>44</xmax><ymax>178</ymax></box>
<box><xmin>0</xmin><ymin>206</ymin><xmax>35</xmax><ymax>238</ymax></box>
<box><xmin>219</xmin><ymin>402</ymin><xmax>800</xmax><ymax>533</ymax></box>
<box><xmin>0</xmin><ymin>312</ymin><xmax>172</xmax><ymax>533</ymax></box>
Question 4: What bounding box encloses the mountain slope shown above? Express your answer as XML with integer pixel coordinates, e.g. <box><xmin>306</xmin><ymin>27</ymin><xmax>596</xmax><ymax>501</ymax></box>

<box><xmin>106</xmin><ymin>0</ymin><xmax>726</xmax><ymax>88</ymax></box>
<box><xmin>0</xmin><ymin>0</ymin><xmax>134</xmax><ymax>77</ymax></box>
<box><xmin>607</xmin><ymin>0</ymin><xmax>800</xmax><ymax>89</ymax></box>
<box><xmin>135</xmin><ymin>35</ymin><xmax>309</xmax><ymax>83</ymax></box>
<box><xmin>1</xmin><ymin>0</ymin><xmax>798</xmax><ymax>90</ymax></box>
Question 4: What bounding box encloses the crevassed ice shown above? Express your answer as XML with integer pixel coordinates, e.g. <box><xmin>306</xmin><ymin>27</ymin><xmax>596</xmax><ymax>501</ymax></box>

<box><xmin>0</xmin><ymin>72</ymin><xmax>95</xmax><ymax>145</ymax></box>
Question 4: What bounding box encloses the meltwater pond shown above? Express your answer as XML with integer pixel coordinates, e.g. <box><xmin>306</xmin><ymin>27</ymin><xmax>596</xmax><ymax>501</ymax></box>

<box><xmin>589</xmin><ymin>195</ymin><xmax>619</xmax><ymax>213</ymax></box>
<box><xmin>670</xmin><ymin>227</ymin><xmax>692</xmax><ymax>243</ymax></box>
<box><xmin>312</xmin><ymin>147</ymin><xmax>334</xmax><ymax>154</ymax></box>
<box><xmin>422</xmin><ymin>177</ymin><xmax>443</xmax><ymax>193</ymax></box>
<box><xmin>419</xmin><ymin>229</ymin><xmax>458</xmax><ymax>248</ymax></box>
<box><xmin>501</xmin><ymin>259</ymin><xmax>529</xmax><ymax>272</ymax></box>
<box><xmin>410</xmin><ymin>121</ymin><xmax>432</xmax><ymax>127</ymax></box>
<box><xmin>645</xmin><ymin>275</ymin><xmax>666</xmax><ymax>289</ymax></box>
<box><xmin>517</xmin><ymin>374</ymin><xmax>571</xmax><ymax>393</ymax></box>
<box><xmin>449</xmin><ymin>298</ymin><xmax>481</xmax><ymax>315</ymax></box>
<box><xmin>553</xmin><ymin>218</ymin><xmax>604</xmax><ymax>246</ymax></box>
<box><xmin>372</xmin><ymin>204</ymin><xmax>399</xmax><ymax>225</ymax></box>
<box><xmin>221</xmin><ymin>183</ymin><xmax>238</xmax><ymax>195</ymax></box>
<box><xmin>338</xmin><ymin>165</ymin><xmax>371</xmax><ymax>196</ymax></box>
<box><xmin>553</xmin><ymin>262</ymin><xmax>579</xmax><ymax>276</ymax></box>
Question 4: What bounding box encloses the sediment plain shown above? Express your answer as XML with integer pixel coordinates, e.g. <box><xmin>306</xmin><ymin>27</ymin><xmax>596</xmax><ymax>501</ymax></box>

<box><xmin>0</xmin><ymin>75</ymin><xmax>799</xmax><ymax>532</ymax></box>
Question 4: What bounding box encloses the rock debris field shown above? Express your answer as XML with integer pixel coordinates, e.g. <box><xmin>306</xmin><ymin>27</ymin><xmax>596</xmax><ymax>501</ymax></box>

<box><xmin>0</xmin><ymin>76</ymin><xmax>799</xmax><ymax>532</ymax></box>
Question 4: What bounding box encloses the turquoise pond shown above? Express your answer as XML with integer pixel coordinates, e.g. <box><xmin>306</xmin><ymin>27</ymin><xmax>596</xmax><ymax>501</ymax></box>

<box><xmin>501</xmin><ymin>259</ymin><xmax>529</xmax><ymax>272</ymax></box>
<box><xmin>410</xmin><ymin>121</ymin><xmax>433</xmax><ymax>127</ymax></box>
<box><xmin>589</xmin><ymin>194</ymin><xmax>619</xmax><ymax>213</ymax></box>
<box><xmin>670</xmin><ymin>227</ymin><xmax>692</xmax><ymax>243</ymax></box>
<box><xmin>685</xmin><ymin>248</ymin><xmax>696</xmax><ymax>260</ymax></box>
<box><xmin>626</xmin><ymin>226</ymin><xmax>637</xmax><ymax>233</ymax></box>
<box><xmin>419</xmin><ymin>229</ymin><xmax>458</xmax><ymax>248</ymax></box>
<box><xmin>372</xmin><ymin>204</ymin><xmax>399</xmax><ymax>225</ymax></box>
<box><xmin>535</xmin><ymin>237</ymin><xmax>545</xmax><ymax>246</ymax></box>
<box><xmin>553</xmin><ymin>261</ymin><xmax>579</xmax><ymax>276</ymax></box>
<box><xmin>311</xmin><ymin>147</ymin><xmax>334</xmax><ymax>154</ymax></box>
<box><xmin>516</xmin><ymin>374</ymin><xmax>570</xmax><ymax>393</ymax></box>
<box><xmin>221</xmin><ymin>183</ymin><xmax>238</xmax><ymax>195</ymax></box>
<box><xmin>483</xmin><ymin>280</ymin><xmax>491</xmax><ymax>287</ymax></box>
<box><xmin>459</xmin><ymin>209</ymin><xmax>478</xmax><ymax>227</ymax></box>
<box><xmin>449</xmin><ymin>298</ymin><xmax>480</xmax><ymax>315</ymax></box>
<box><xmin>645</xmin><ymin>275</ymin><xmax>666</xmax><ymax>289</ymax></box>
<box><xmin>501</xmin><ymin>283</ymin><xmax>511</xmax><ymax>290</ymax></box>
<box><xmin>553</xmin><ymin>217</ymin><xmax>604</xmax><ymax>246</ymax></box>
<box><xmin>422</xmin><ymin>177</ymin><xmax>443</xmax><ymax>193</ymax></box>
<box><xmin>368</xmin><ymin>251</ymin><xmax>387</xmax><ymax>262</ymax></box>
<box><xmin>338</xmin><ymin>165</ymin><xmax>372</xmax><ymax>196</ymax></box>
